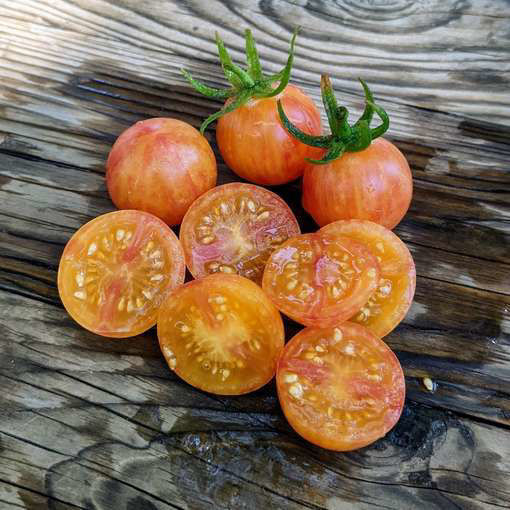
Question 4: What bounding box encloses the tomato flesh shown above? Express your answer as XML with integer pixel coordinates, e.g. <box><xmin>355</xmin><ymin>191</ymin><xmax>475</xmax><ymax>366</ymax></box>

<box><xmin>302</xmin><ymin>138</ymin><xmax>412</xmax><ymax>229</ymax></box>
<box><xmin>276</xmin><ymin>322</ymin><xmax>405</xmax><ymax>451</ymax></box>
<box><xmin>157</xmin><ymin>274</ymin><xmax>284</xmax><ymax>395</ymax></box>
<box><xmin>106</xmin><ymin>118</ymin><xmax>217</xmax><ymax>226</ymax></box>
<box><xmin>58</xmin><ymin>210</ymin><xmax>185</xmax><ymax>337</ymax></box>
<box><xmin>321</xmin><ymin>220</ymin><xmax>416</xmax><ymax>337</ymax></box>
<box><xmin>217</xmin><ymin>85</ymin><xmax>322</xmax><ymax>185</ymax></box>
<box><xmin>262</xmin><ymin>232</ymin><xmax>380</xmax><ymax>328</ymax></box>
<box><xmin>180</xmin><ymin>183</ymin><xmax>300</xmax><ymax>284</ymax></box>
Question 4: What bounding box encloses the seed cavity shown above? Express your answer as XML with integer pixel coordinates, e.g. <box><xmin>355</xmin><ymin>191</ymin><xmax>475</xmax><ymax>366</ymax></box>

<box><xmin>289</xmin><ymin>382</ymin><xmax>304</xmax><ymax>399</ymax></box>
<box><xmin>315</xmin><ymin>345</ymin><xmax>325</xmax><ymax>352</ymax></box>
<box><xmin>367</xmin><ymin>268</ymin><xmax>377</xmax><ymax>278</ymax></box>
<box><xmin>283</xmin><ymin>372</ymin><xmax>298</xmax><ymax>383</ymax></box>
<box><xmin>327</xmin><ymin>406</ymin><xmax>335</xmax><ymax>418</ymax></box>
<box><xmin>221</xmin><ymin>369</ymin><xmax>230</xmax><ymax>381</ymax></box>
<box><xmin>117</xmin><ymin>297</ymin><xmax>125</xmax><ymax>311</ymax></box>
<box><xmin>343</xmin><ymin>343</ymin><xmax>355</xmax><ymax>355</ymax></box>
<box><xmin>202</xmin><ymin>215</ymin><xmax>213</xmax><ymax>225</ymax></box>
<box><xmin>142</xmin><ymin>289</ymin><xmax>153</xmax><ymax>300</ymax></box>
<box><xmin>219</xmin><ymin>265</ymin><xmax>234</xmax><ymax>274</ymax></box>
<box><xmin>136</xmin><ymin>297</ymin><xmax>143</xmax><ymax>308</ymax></box>
<box><xmin>151</xmin><ymin>274</ymin><xmax>164</xmax><ymax>282</ymax></box>
<box><xmin>149</xmin><ymin>250</ymin><xmax>161</xmax><ymax>259</ymax></box>
<box><xmin>116</xmin><ymin>229</ymin><xmax>125</xmax><ymax>241</ymax></box>
<box><xmin>257</xmin><ymin>211</ymin><xmax>270</xmax><ymax>221</ymax></box>
<box><xmin>127</xmin><ymin>300</ymin><xmax>134</xmax><ymax>313</ymax></box>
<box><xmin>216</xmin><ymin>313</ymin><xmax>224</xmax><ymax>321</ymax></box>
<box><xmin>252</xmin><ymin>339</ymin><xmax>261</xmax><ymax>351</ymax></box>
<box><xmin>73</xmin><ymin>290</ymin><xmax>86</xmax><ymax>300</ymax></box>
<box><xmin>313</xmin><ymin>356</ymin><xmax>324</xmax><ymax>365</ymax></box>
<box><xmin>220</xmin><ymin>202</ymin><xmax>230</xmax><ymax>215</ymax></box>
<box><xmin>247</xmin><ymin>200</ymin><xmax>256</xmax><ymax>213</ymax></box>
<box><xmin>180</xmin><ymin>324</ymin><xmax>191</xmax><ymax>333</ymax></box>
<box><xmin>376</xmin><ymin>242</ymin><xmax>385</xmax><ymax>253</ymax></box>
<box><xmin>201</xmin><ymin>236</ymin><xmax>215</xmax><ymax>245</ymax></box>
<box><xmin>87</xmin><ymin>243</ymin><xmax>97</xmax><ymax>256</ymax></box>
<box><xmin>168</xmin><ymin>358</ymin><xmax>177</xmax><ymax>369</ymax></box>
<box><xmin>287</xmin><ymin>279</ymin><xmax>298</xmax><ymax>291</ymax></box>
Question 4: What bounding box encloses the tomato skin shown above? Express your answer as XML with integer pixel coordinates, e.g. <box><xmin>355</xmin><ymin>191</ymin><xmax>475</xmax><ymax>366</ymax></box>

<box><xmin>217</xmin><ymin>85</ymin><xmax>322</xmax><ymax>185</ymax></box>
<box><xmin>276</xmin><ymin>322</ymin><xmax>405</xmax><ymax>451</ymax></box>
<box><xmin>302</xmin><ymin>138</ymin><xmax>412</xmax><ymax>229</ymax></box>
<box><xmin>180</xmin><ymin>182</ymin><xmax>300</xmax><ymax>284</ymax></box>
<box><xmin>320</xmin><ymin>220</ymin><xmax>416</xmax><ymax>337</ymax></box>
<box><xmin>58</xmin><ymin>210</ymin><xmax>185</xmax><ymax>338</ymax></box>
<box><xmin>106</xmin><ymin>118</ymin><xmax>217</xmax><ymax>226</ymax></box>
<box><xmin>158</xmin><ymin>273</ymin><xmax>284</xmax><ymax>395</ymax></box>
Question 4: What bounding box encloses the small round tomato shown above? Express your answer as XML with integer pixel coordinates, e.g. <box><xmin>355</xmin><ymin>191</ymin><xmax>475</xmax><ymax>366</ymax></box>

<box><xmin>180</xmin><ymin>183</ymin><xmax>300</xmax><ymax>284</ymax></box>
<box><xmin>262</xmin><ymin>232</ymin><xmax>380</xmax><ymax>328</ymax></box>
<box><xmin>277</xmin><ymin>322</ymin><xmax>405</xmax><ymax>451</ymax></box>
<box><xmin>157</xmin><ymin>274</ymin><xmax>284</xmax><ymax>395</ymax></box>
<box><xmin>58</xmin><ymin>210</ymin><xmax>185</xmax><ymax>338</ymax></box>
<box><xmin>303</xmin><ymin>138</ymin><xmax>412</xmax><ymax>229</ymax></box>
<box><xmin>217</xmin><ymin>85</ymin><xmax>321</xmax><ymax>185</ymax></box>
<box><xmin>321</xmin><ymin>220</ymin><xmax>416</xmax><ymax>337</ymax></box>
<box><xmin>106</xmin><ymin>118</ymin><xmax>217</xmax><ymax>226</ymax></box>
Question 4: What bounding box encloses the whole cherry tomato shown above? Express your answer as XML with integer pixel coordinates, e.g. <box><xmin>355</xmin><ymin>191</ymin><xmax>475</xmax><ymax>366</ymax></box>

<box><xmin>279</xmin><ymin>75</ymin><xmax>412</xmax><ymax>229</ymax></box>
<box><xmin>183</xmin><ymin>29</ymin><xmax>321</xmax><ymax>185</ymax></box>
<box><xmin>106</xmin><ymin>118</ymin><xmax>217</xmax><ymax>226</ymax></box>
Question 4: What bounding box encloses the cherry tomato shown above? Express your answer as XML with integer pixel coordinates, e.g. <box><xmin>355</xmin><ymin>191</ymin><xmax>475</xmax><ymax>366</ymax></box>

<box><xmin>106</xmin><ymin>118</ymin><xmax>217</xmax><ymax>226</ymax></box>
<box><xmin>276</xmin><ymin>322</ymin><xmax>405</xmax><ymax>451</ymax></box>
<box><xmin>262</xmin><ymin>232</ymin><xmax>380</xmax><ymax>328</ymax></box>
<box><xmin>58</xmin><ymin>210</ymin><xmax>185</xmax><ymax>338</ymax></box>
<box><xmin>157</xmin><ymin>274</ymin><xmax>284</xmax><ymax>395</ymax></box>
<box><xmin>179</xmin><ymin>183</ymin><xmax>300</xmax><ymax>284</ymax></box>
<box><xmin>320</xmin><ymin>220</ymin><xmax>416</xmax><ymax>337</ymax></box>
<box><xmin>302</xmin><ymin>138</ymin><xmax>412</xmax><ymax>229</ymax></box>
<box><xmin>217</xmin><ymin>85</ymin><xmax>321</xmax><ymax>185</ymax></box>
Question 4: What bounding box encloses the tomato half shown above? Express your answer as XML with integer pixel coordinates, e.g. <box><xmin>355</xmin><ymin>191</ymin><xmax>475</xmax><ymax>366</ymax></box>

<box><xmin>302</xmin><ymin>138</ymin><xmax>412</xmax><ymax>229</ymax></box>
<box><xmin>277</xmin><ymin>322</ymin><xmax>405</xmax><ymax>451</ymax></box>
<box><xmin>157</xmin><ymin>274</ymin><xmax>284</xmax><ymax>395</ymax></box>
<box><xmin>106</xmin><ymin>118</ymin><xmax>217</xmax><ymax>226</ymax></box>
<box><xmin>262</xmin><ymin>232</ymin><xmax>380</xmax><ymax>328</ymax></box>
<box><xmin>58</xmin><ymin>210</ymin><xmax>185</xmax><ymax>337</ymax></box>
<box><xmin>321</xmin><ymin>220</ymin><xmax>416</xmax><ymax>337</ymax></box>
<box><xmin>179</xmin><ymin>183</ymin><xmax>300</xmax><ymax>284</ymax></box>
<box><xmin>217</xmin><ymin>85</ymin><xmax>321</xmax><ymax>185</ymax></box>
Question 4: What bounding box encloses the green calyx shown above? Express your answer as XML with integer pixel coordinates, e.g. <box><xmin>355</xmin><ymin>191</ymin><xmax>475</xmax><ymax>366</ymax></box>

<box><xmin>182</xmin><ymin>28</ymin><xmax>299</xmax><ymax>134</ymax></box>
<box><xmin>277</xmin><ymin>74</ymin><xmax>389</xmax><ymax>165</ymax></box>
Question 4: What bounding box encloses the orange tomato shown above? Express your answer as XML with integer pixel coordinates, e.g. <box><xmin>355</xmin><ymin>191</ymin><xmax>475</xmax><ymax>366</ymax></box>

<box><xmin>262</xmin><ymin>232</ymin><xmax>380</xmax><ymax>328</ymax></box>
<box><xmin>321</xmin><ymin>220</ymin><xmax>416</xmax><ymax>337</ymax></box>
<box><xmin>58</xmin><ymin>210</ymin><xmax>185</xmax><ymax>338</ymax></box>
<box><xmin>302</xmin><ymin>138</ymin><xmax>412</xmax><ymax>229</ymax></box>
<box><xmin>106</xmin><ymin>118</ymin><xmax>217</xmax><ymax>226</ymax></box>
<box><xmin>217</xmin><ymin>85</ymin><xmax>321</xmax><ymax>185</ymax></box>
<box><xmin>277</xmin><ymin>322</ymin><xmax>405</xmax><ymax>451</ymax></box>
<box><xmin>158</xmin><ymin>274</ymin><xmax>284</xmax><ymax>395</ymax></box>
<box><xmin>180</xmin><ymin>183</ymin><xmax>300</xmax><ymax>284</ymax></box>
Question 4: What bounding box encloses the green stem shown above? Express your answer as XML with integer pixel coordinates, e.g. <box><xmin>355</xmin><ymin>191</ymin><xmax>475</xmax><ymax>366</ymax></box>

<box><xmin>245</xmin><ymin>29</ymin><xmax>262</xmax><ymax>81</ymax></box>
<box><xmin>181</xmin><ymin>69</ymin><xmax>234</xmax><ymax>99</ymax></box>
<box><xmin>200</xmin><ymin>89</ymin><xmax>252</xmax><ymax>134</ymax></box>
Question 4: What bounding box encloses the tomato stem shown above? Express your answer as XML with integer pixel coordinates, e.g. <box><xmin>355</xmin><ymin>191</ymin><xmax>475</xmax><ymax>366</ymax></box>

<box><xmin>278</xmin><ymin>74</ymin><xmax>390</xmax><ymax>165</ymax></box>
<box><xmin>182</xmin><ymin>27</ymin><xmax>300</xmax><ymax>131</ymax></box>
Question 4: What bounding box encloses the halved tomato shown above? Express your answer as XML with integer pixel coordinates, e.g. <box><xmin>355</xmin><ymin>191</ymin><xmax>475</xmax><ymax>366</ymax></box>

<box><xmin>320</xmin><ymin>220</ymin><xmax>416</xmax><ymax>337</ymax></box>
<box><xmin>262</xmin><ymin>232</ymin><xmax>380</xmax><ymax>327</ymax></box>
<box><xmin>157</xmin><ymin>273</ymin><xmax>284</xmax><ymax>395</ymax></box>
<box><xmin>58</xmin><ymin>210</ymin><xmax>185</xmax><ymax>338</ymax></box>
<box><xmin>179</xmin><ymin>183</ymin><xmax>300</xmax><ymax>284</ymax></box>
<box><xmin>276</xmin><ymin>322</ymin><xmax>405</xmax><ymax>451</ymax></box>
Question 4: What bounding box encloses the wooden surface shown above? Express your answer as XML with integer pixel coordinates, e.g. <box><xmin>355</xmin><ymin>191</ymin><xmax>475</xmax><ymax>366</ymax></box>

<box><xmin>1</xmin><ymin>1</ymin><xmax>509</xmax><ymax>508</ymax></box>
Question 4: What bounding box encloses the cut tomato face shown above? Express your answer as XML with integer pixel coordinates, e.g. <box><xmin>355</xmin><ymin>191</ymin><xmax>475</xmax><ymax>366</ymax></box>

<box><xmin>58</xmin><ymin>210</ymin><xmax>185</xmax><ymax>338</ymax></box>
<box><xmin>179</xmin><ymin>183</ymin><xmax>300</xmax><ymax>284</ymax></box>
<box><xmin>262</xmin><ymin>232</ymin><xmax>380</xmax><ymax>328</ymax></box>
<box><xmin>320</xmin><ymin>220</ymin><xmax>416</xmax><ymax>337</ymax></box>
<box><xmin>157</xmin><ymin>273</ymin><xmax>284</xmax><ymax>395</ymax></box>
<box><xmin>276</xmin><ymin>322</ymin><xmax>405</xmax><ymax>451</ymax></box>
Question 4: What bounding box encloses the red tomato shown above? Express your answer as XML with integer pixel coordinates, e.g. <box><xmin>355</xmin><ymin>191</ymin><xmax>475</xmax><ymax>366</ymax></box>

<box><xmin>262</xmin><ymin>232</ymin><xmax>380</xmax><ymax>328</ymax></box>
<box><xmin>276</xmin><ymin>322</ymin><xmax>405</xmax><ymax>451</ymax></box>
<box><xmin>320</xmin><ymin>220</ymin><xmax>416</xmax><ymax>337</ymax></box>
<box><xmin>157</xmin><ymin>274</ymin><xmax>284</xmax><ymax>395</ymax></box>
<box><xmin>180</xmin><ymin>183</ymin><xmax>300</xmax><ymax>284</ymax></box>
<box><xmin>58</xmin><ymin>210</ymin><xmax>185</xmax><ymax>338</ymax></box>
<box><xmin>106</xmin><ymin>118</ymin><xmax>217</xmax><ymax>226</ymax></box>
<box><xmin>217</xmin><ymin>85</ymin><xmax>321</xmax><ymax>185</ymax></box>
<box><xmin>302</xmin><ymin>138</ymin><xmax>412</xmax><ymax>229</ymax></box>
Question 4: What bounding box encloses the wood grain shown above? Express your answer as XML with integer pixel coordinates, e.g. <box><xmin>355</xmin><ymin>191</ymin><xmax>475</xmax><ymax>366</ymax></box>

<box><xmin>1</xmin><ymin>1</ymin><xmax>509</xmax><ymax>508</ymax></box>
